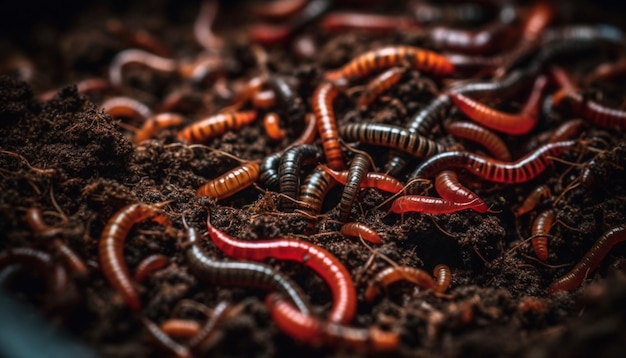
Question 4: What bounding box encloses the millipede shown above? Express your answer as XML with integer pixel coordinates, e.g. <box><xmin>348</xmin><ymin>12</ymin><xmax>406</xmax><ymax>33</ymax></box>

<box><xmin>338</xmin><ymin>154</ymin><xmax>370</xmax><ymax>222</ymax></box>
<box><xmin>340</xmin><ymin>222</ymin><xmax>381</xmax><ymax>245</ymax></box>
<box><xmin>434</xmin><ymin>170</ymin><xmax>488</xmax><ymax>213</ymax></box>
<box><xmin>319</xmin><ymin>165</ymin><xmax>404</xmax><ymax>194</ymax></box>
<box><xmin>278</xmin><ymin>144</ymin><xmax>320</xmax><ymax>212</ymax></box>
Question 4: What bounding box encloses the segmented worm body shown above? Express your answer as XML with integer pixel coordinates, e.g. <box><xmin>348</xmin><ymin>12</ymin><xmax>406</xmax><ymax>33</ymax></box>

<box><xmin>390</xmin><ymin>195</ymin><xmax>483</xmax><ymax>214</ymax></box>
<box><xmin>98</xmin><ymin>203</ymin><xmax>170</xmax><ymax>311</ymax></box>
<box><xmin>313</xmin><ymin>82</ymin><xmax>345</xmax><ymax>170</ymax></box>
<box><xmin>101</xmin><ymin>97</ymin><xmax>153</xmax><ymax>120</ymax></box>
<box><xmin>531</xmin><ymin>209</ymin><xmax>555</xmax><ymax>261</ymax></box>
<box><xmin>297</xmin><ymin>165</ymin><xmax>336</xmax><ymax>220</ymax></box>
<box><xmin>184</xmin><ymin>224</ymin><xmax>311</xmax><ymax>314</ymax></box>
<box><xmin>196</xmin><ymin>162</ymin><xmax>260</xmax><ymax>200</ymax></box>
<box><xmin>548</xmin><ymin>118</ymin><xmax>585</xmax><ymax>143</ymax></box>
<box><xmin>445</xmin><ymin>121</ymin><xmax>511</xmax><ymax>161</ymax></box>
<box><xmin>357</xmin><ymin>67</ymin><xmax>405</xmax><ymax>108</ymax></box>
<box><xmin>177</xmin><ymin>111</ymin><xmax>258</xmax><ymax>143</ymax></box>
<box><xmin>292</xmin><ymin>113</ymin><xmax>318</xmax><ymax>146</ymax></box>
<box><xmin>206</xmin><ymin>213</ymin><xmax>356</xmax><ymax>324</ymax></box>
<box><xmin>340</xmin><ymin>222</ymin><xmax>381</xmax><ymax>245</ymax></box>
<box><xmin>339</xmin><ymin>123</ymin><xmax>447</xmax><ymax>159</ymax></box>
<box><xmin>411</xmin><ymin>140</ymin><xmax>578</xmax><ymax>183</ymax></box>
<box><xmin>135</xmin><ymin>113</ymin><xmax>184</xmax><ymax>143</ymax></box>
<box><xmin>548</xmin><ymin>225</ymin><xmax>626</xmax><ymax>294</ymax></box>
<box><xmin>319</xmin><ymin>165</ymin><xmax>404</xmax><ymax>194</ymax></box>
<box><xmin>325</xmin><ymin>46</ymin><xmax>454</xmax><ymax>84</ymax></box>
<box><xmin>434</xmin><ymin>170</ymin><xmax>487</xmax><ymax>213</ymax></box>
<box><xmin>433</xmin><ymin>264</ymin><xmax>452</xmax><ymax>292</ymax></box>
<box><xmin>338</xmin><ymin>154</ymin><xmax>370</xmax><ymax>222</ymax></box>
<box><xmin>266</xmin><ymin>294</ymin><xmax>399</xmax><ymax>352</ymax></box>
<box><xmin>133</xmin><ymin>254</ymin><xmax>170</xmax><ymax>283</ymax></box>
<box><xmin>552</xmin><ymin>90</ymin><xmax>626</xmax><ymax>130</ymax></box>
<box><xmin>427</xmin><ymin>21</ymin><xmax>511</xmax><ymax>55</ymax></box>
<box><xmin>278</xmin><ymin>145</ymin><xmax>320</xmax><ymax>212</ymax></box>
<box><xmin>259</xmin><ymin>153</ymin><xmax>281</xmax><ymax>190</ymax></box>
<box><xmin>515</xmin><ymin>184</ymin><xmax>551</xmax><ymax>217</ymax></box>
<box><xmin>364</xmin><ymin>265</ymin><xmax>451</xmax><ymax>302</ymax></box>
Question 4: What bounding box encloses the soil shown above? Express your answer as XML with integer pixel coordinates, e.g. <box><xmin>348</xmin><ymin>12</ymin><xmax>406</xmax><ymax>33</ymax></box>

<box><xmin>1</xmin><ymin>0</ymin><xmax>626</xmax><ymax>357</ymax></box>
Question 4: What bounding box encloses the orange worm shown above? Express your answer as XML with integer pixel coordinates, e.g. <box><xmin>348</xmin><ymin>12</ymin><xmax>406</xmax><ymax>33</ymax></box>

<box><xmin>177</xmin><ymin>111</ymin><xmax>258</xmax><ymax>144</ymax></box>
<box><xmin>135</xmin><ymin>113</ymin><xmax>184</xmax><ymax>143</ymax></box>
<box><xmin>531</xmin><ymin>209</ymin><xmax>554</xmax><ymax>261</ymax></box>
<box><xmin>196</xmin><ymin>162</ymin><xmax>260</xmax><ymax>201</ymax></box>
<box><xmin>340</xmin><ymin>222</ymin><xmax>381</xmax><ymax>245</ymax></box>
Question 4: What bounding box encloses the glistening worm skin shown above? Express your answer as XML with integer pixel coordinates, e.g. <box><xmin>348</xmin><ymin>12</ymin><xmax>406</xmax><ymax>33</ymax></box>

<box><xmin>434</xmin><ymin>170</ymin><xmax>488</xmax><ymax>213</ymax></box>
<box><xmin>313</xmin><ymin>82</ymin><xmax>345</xmax><ymax>170</ymax></box>
<box><xmin>364</xmin><ymin>265</ymin><xmax>451</xmax><ymax>302</ymax></box>
<box><xmin>278</xmin><ymin>144</ymin><xmax>320</xmax><ymax>212</ymax></box>
<box><xmin>548</xmin><ymin>225</ymin><xmax>626</xmax><ymax>294</ymax></box>
<box><xmin>184</xmin><ymin>223</ymin><xmax>311</xmax><ymax>315</ymax></box>
<box><xmin>445</xmin><ymin>121</ymin><xmax>512</xmax><ymax>161</ymax></box>
<box><xmin>338</xmin><ymin>154</ymin><xmax>370</xmax><ymax>222</ymax></box>
<box><xmin>297</xmin><ymin>165</ymin><xmax>336</xmax><ymax>224</ymax></box>
<box><xmin>98</xmin><ymin>203</ymin><xmax>170</xmax><ymax>311</ymax></box>
<box><xmin>531</xmin><ymin>209</ymin><xmax>554</xmax><ymax>261</ymax></box>
<box><xmin>552</xmin><ymin>89</ymin><xmax>626</xmax><ymax>130</ymax></box>
<box><xmin>411</xmin><ymin>140</ymin><xmax>578</xmax><ymax>183</ymax></box>
<box><xmin>340</xmin><ymin>222</ymin><xmax>381</xmax><ymax>245</ymax></box>
<box><xmin>266</xmin><ymin>294</ymin><xmax>399</xmax><ymax>352</ymax></box>
<box><xmin>319</xmin><ymin>165</ymin><xmax>404</xmax><ymax>194</ymax></box>
<box><xmin>206</xmin><ymin>212</ymin><xmax>356</xmax><ymax>324</ymax></box>
<box><xmin>390</xmin><ymin>195</ymin><xmax>484</xmax><ymax>214</ymax></box>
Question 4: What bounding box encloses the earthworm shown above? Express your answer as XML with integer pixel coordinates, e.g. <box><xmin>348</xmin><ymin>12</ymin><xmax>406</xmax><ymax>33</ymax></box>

<box><xmin>135</xmin><ymin>113</ymin><xmax>184</xmax><ymax>143</ymax></box>
<box><xmin>252</xmin><ymin>89</ymin><xmax>277</xmax><ymax>109</ymax></box>
<box><xmin>521</xmin><ymin>2</ymin><xmax>554</xmax><ymax>42</ymax></box>
<box><xmin>267</xmin><ymin>76</ymin><xmax>301</xmax><ymax>113</ymax></box>
<box><xmin>101</xmin><ymin>97</ymin><xmax>153</xmax><ymax>121</ymax></box>
<box><xmin>98</xmin><ymin>203</ymin><xmax>170</xmax><ymax>311</ymax></box>
<box><xmin>297</xmin><ymin>165</ymin><xmax>336</xmax><ymax>220</ymax></box>
<box><xmin>548</xmin><ymin>119</ymin><xmax>586</xmax><ymax>143</ymax></box>
<box><xmin>160</xmin><ymin>319</ymin><xmax>201</xmax><ymax>338</ymax></box>
<box><xmin>177</xmin><ymin>111</ymin><xmax>258</xmax><ymax>144</ymax></box>
<box><xmin>444</xmin><ymin>54</ymin><xmax>502</xmax><ymax>76</ymax></box>
<box><xmin>444</xmin><ymin>121</ymin><xmax>512</xmax><ymax>161</ymax></box>
<box><xmin>390</xmin><ymin>195</ymin><xmax>483</xmax><ymax>214</ymax></box>
<box><xmin>406</xmin><ymin>93</ymin><xmax>451</xmax><ymax>137</ymax></box>
<box><xmin>434</xmin><ymin>170</ymin><xmax>488</xmax><ymax>213</ymax></box>
<box><xmin>514</xmin><ymin>184</ymin><xmax>551</xmax><ymax>217</ymax></box>
<box><xmin>263</xmin><ymin>113</ymin><xmax>286</xmax><ymax>141</ymax></box>
<box><xmin>410</xmin><ymin>140</ymin><xmax>579</xmax><ymax>183</ymax></box>
<box><xmin>142</xmin><ymin>317</ymin><xmax>191</xmax><ymax>358</ymax></box>
<box><xmin>108</xmin><ymin>49</ymin><xmax>177</xmax><ymax>87</ymax></box>
<box><xmin>320</xmin><ymin>12</ymin><xmax>418</xmax><ymax>35</ymax></box>
<box><xmin>340</xmin><ymin>222</ymin><xmax>381</xmax><ymax>245</ymax></box>
<box><xmin>531</xmin><ymin>209</ymin><xmax>554</xmax><ymax>261</ymax></box>
<box><xmin>259</xmin><ymin>153</ymin><xmax>281</xmax><ymax>190</ymax></box>
<box><xmin>187</xmin><ymin>300</ymin><xmax>233</xmax><ymax>352</ymax></box>
<box><xmin>206</xmin><ymin>212</ymin><xmax>356</xmax><ymax>324</ymax></box>
<box><xmin>357</xmin><ymin>67</ymin><xmax>405</xmax><ymax>108</ymax></box>
<box><xmin>194</xmin><ymin>0</ymin><xmax>223</xmax><ymax>52</ymax></box>
<box><xmin>520</xmin><ymin>75</ymin><xmax>549</xmax><ymax>119</ymax></box>
<box><xmin>292</xmin><ymin>113</ymin><xmax>318</xmax><ymax>146</ymax></box>
<box><xmin>133</xmin><ymin>254</ymin><xmax>170</xmax><ymax>283</ymax></box>
<box><xmin>247</xmin><ymin>0</ymin><xmax>307</xmax><ymax>20</ymax></box>
<box><xmin>266</xmin><ymin>294</ymin><xmax>399</xmax><ymax>352</ymax></box>
<box><xmin>427</xmin><ymin>20</ymin><xmax>512</xmax><ymax>55</ymax></box>
<box><xmin>313</xmin><ymin>82</ymin><xmax>345</xmax><ymax>170</ymax></box>
<box><xmin>409</xmin><ymin>1</ymin><xmax>496</xmax><ymax>26</ymax></box>
<box><xmin>552</xmin><ymin>89</ymin><xmax>626</xmax><ymax>130</ymax></box>
<box><xmin>339</xmin><ymin>123</ymin><xmax>447</xmax><ymax>159</ymax></box>
<box><xmin>548</xmin><ymin>225</ymin><xmax>626</xmax><ymax>294</ymax></box>
<box><xmin>433</xmin><ymin>264</ymin><xmax>452</xmax><ymax>293</ymax></box>
<box><xmin>319</xmin><ymin>165</ymin><xmax>404</xmax><ymax>194</ymax></box>
<box><xmin>324</xmin><ymin>45</ymin><xmax>454</xmax><ymax>84</ymax></box>
<box><xmin>364</xmin><ymin>266</ymin><xmax>439</xmax><ymax>302</ymax></box>
<box><xmin>338</xmin><ymin>154</ymin><xmax>370</xmax><ymax>222</ymax></box>
<box><xmin>549</xmin><ymin>66</ymin><xmax>578</xmax><ymax>91</ymax></box>
<box><xmin>0</xmin><ymin>247</ymin><xmax>54</xmax><ymax>281</ymax></box>
<box><xmin>196</xmin><ymin>162</ymin><xmax>260</xmax><ymax>201</ymax></box>
<box><xmin>279</xmin><ymin>144</ymin><xmax>320</xmax><ymax>212</ymax></box>
<box><xmin>184</xmin><ymin>223</ymin><xmax>311</xmax><ymax>315</ymax></box>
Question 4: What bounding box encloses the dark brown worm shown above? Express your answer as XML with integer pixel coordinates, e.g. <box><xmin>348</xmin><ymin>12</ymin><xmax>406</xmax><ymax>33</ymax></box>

<box><xmin>313</xmin><ymin>82</ymin><xmax>345</xmax><ymax>170</ymax></box>
<box><xmin>177</xmin><ymin>111</ymin><xmax>258</xmax><ymax>144</ymax></box>
<box><xmin>434</xmin><ymin>170</ymin><xmax>488</xmax><ymax>213</ymax></box>
<box><xmin>552</xmin><ymin>89</ymin><xmax>626</xmax><ymax>130</ymax></box>
<box><xmin>98</xmin><ymin>203</ymin><xmax>170</xmax><ymax>311</ymax></box>
<box><xmin>547</xmin><ymin>118</ymin><xmax>586</xmax><ymax>143</ymax></box>
<box><xmin>325</xmin><ymin>45</ymin><xmax>454</xmax><ymax>85</ymax></box>
<box><xmin>184</xmin><ymin>223</ymin><xmax>311</xmax><ymax>315</ymax></box>
<box><xmin>338</xmin><ymin>154</ymin><xmax>371</xmax><ymax>222</ymax></box>
<box><xmin>101</xmin><ymin>97</ymin><xmax>153</xmax><ymax>121</ymax></box>
<box><xmin>319</xmin><ymin>165</ymin><xmax>404</xmax><ymax>194</ymax></box>
<box><xmin>339</xmin><ymin>123</ymin><xmax>447</xmax><ymax>159</ymax></box>
<box><xmin>141</xmin><ymin>317</ymin><xmax>191</xmax><ymax>358</ymax></box>
<box><xmin>433</xmin><ymin>264</ymin><xmax>452</xmax><ymax>293</ymax></box>
<box><xmin>411</xmin><ymin>140</ymin><xmax>579</xmax><ymax>183</ymax></box>
<box><xmin>259</xmin><ymin>153</ymin><xmax>281</xmax><ymax>190</ymax></box>
<box><xmin>364</xmin><ymin>265</ymin><xmax>449</xmax><ymax>302</ymax></box>
<box><xmin>135</xmin><ymin>113</ymin><xmax>184</xmax><ymax>143</ymax></box>
<box><xmin>279</xmin><ymin>145</ymin><xmax>321</xmax><ymax>212</ymax></box>
<box><xmin>445</xmin><ymin>121</ymin><xmax>512</xmax><ymax>161</ymax></box>
<box><xmin>549</xmin><ymin>225</ymin><xmax>626</xmax><ymax>294</ymax></box>
<box><xmin>531</xmin><ymin>209</ymin><xmax>554</xmax><ymax>261</ymax></box>
<box><xmin>297</xmin><ymin>165</ymin><xmax>336</xmax><ymax>221</ymax></box>
<box><xmin>321</xmin><ymin>12</ymin><xmax>418</xmax><ymax>35</ymax></box>
<box><xmin>108</xmin><ymin>49</ymin><xmax>177</xmax><ymax>87</ymax></box>
<box><xmin>266</xmin><ymin>294</ymin><xmax>399</xmax><ymax>352</ymax></box>
<box><xmin>357</xmin><ymin>67</ymin><xmax>405</xmax><ymax>108</ymax></box>
<box><xmin>340</xmin><ymin>222</ymin><xmax>381</xmax><ymax>245</ymax></box>
<box><xmin>196</xmin><ymin>162</ymin><xmax>260</xmax><ymax>200</ymax></box>
<box><xmin>133</xmin><ymin>254</ymin><xmax>170</xmax><ymax>283</ymax></box>
<box><xmin>515</xmin><ymin>184</ymin><xmax>551</xmax><ymax>217</ymax></box>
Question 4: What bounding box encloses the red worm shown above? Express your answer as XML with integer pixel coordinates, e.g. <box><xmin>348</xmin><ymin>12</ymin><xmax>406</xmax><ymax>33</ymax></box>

<box><xmin>292</xmin><ymin>112</ymin><xmax>318</xmax><ymax>146</ymax></box>
<box><xmin>319</xmin><ymin>165</ymin><xmax>404</xmax><ymax>194</ymax></box>
<box><xmin>297</xmin><ymin>165</ymin><xmax>336</xmax><ymax>221</ymax></box>
<box><xmin>313</xmin><ymin>82</ymin><xmax>345</xmax><ymax>170</ymax></box>
<box><xmin>357</xmin><ymin>67</ymin><xmax>405</xmax><ymax>108</ymax></box>
<box><xmin>160</xmin><ymin>319</ymin><xmax>201</xmax><ymax>338</ymax></box>
<box><xmin>445</xmin><ymin>121</ymin><xmax>512</xmax><ymax>161</ymax></box>
<box><xmin>108</xmin><ymin>49</ymin><xmax>177</xmax><ymax>87</ymax></box>
<box><xmin>266</xmin><ymin>294</ymin><xmax>399</xmax><ymax>352</ymax></box>
<box><xmin>321</xmin><ymin>12</ymin><xmax>418</xmax><ymax>35</ymax></box>
<box><xmin>325</xmin><ymin>45</ymin><xmax>454</xmax><ymax>84</ymax></box>
<box><xmin>531</xmin><ymin>209</ymin><xmax>554</xmax><ymax>261</ymax></box>
<box><xmin>142</xmin><ymin>317</ymin><xmax>191</xmax><ymax>358</ymax></box>
<box><xmin>434</xmin><ymin>170</ymin><xmax>488</xmax><ymax>213</ymax></box>
<box><xmin>206</xmin><ymin>212</ymin><xmax>356</xmax><ymax>324</ymax></box>
<box><xmin>515</xmin><ymin>184</ymin><xmax>551</xmax><ymax>217</ymax></box>
<box><xmin>411</xmin><ymin>140</ymin><xmax>579</xmax><ymax>183</ymax></box>
<box><xmin>248</xmin><ymin>0</ymin><xmax>307</xmax><ymax>20</ymax></box>
<box><xmin>548</xmin><ymin>225</ymin><xmax>626</xmax><ymax>294</ymax></box>
<box><xmin>101</xmin><ymin>97</ymin><xmax>153</xmax><ymax>121</ymax></box>
<box><xmin>449</xmin><ymin>92</ymin><xmax>537</xmax><ymax>135</ymax></box>
<box><xmin>364</xmin><ymin>266</ymin><xmax>442</xmax><ymax>302</ymax></box>
<box><xmin>552</xmin><ymin>89</ymin><xmax>626</xmax><ymax>130</ymax></box>
<box><xmin>177</xmin><ymin>111</ymin><xmax>258</xmax><ymax>144</ymax></box>
<box><xmin>98</xmin><ymin>203</ymin><xmax>170</xmax><ymax>311</ymax></box>
<box><xmin>390</xmin><ymin>195</ymin><xmax>483</xmax><ymax>214</ymax></box>
<box><xmin>135</xmin><ymin>113</ymin><xmax>184</xmax><ymax>143</ymax></box>
<box><xmin>263</xmin><ymin>112</ymin><xmax>286</xmax><ymax>141</ymax></box>
<box><xmin>340</xmin><ymin>222</ymin><xmax>381</xmax><ymax>245</ymax></box>
<box><xmin>196</xmin><ymin>162</ymin><xmax>260</xmax><ymax>201</ymax></box>
<box><xmin>547</xmin><ymin>118</ymin><xmax>586</xmax><ymax>143</ymax></box>
<box><xmin>133</xmin><ymin>254</ymin><xmax>170</xmax><ymax>283</ymax></box>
